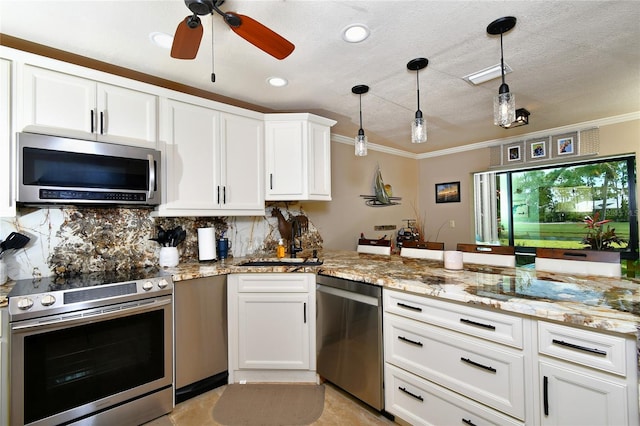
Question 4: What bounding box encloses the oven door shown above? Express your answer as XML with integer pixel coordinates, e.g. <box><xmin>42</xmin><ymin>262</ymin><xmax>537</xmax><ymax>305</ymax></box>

<box><xmin>9</xmin><ymin>296</ymin><xmax>173</xmax><ymax>426</ymax></box>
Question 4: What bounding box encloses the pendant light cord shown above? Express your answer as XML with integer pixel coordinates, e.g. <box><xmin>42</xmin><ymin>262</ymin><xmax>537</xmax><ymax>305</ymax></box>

<box><xmin>359</xmin><ymin>94</ymin><xmax>364</xmax><ymax>130</ymax></box>
<box><xmin>211</xmin><ymin>15</ymin><xmax>216</xmax><ymax>82</ymax></box>
<box><xmin>415</xmin><ymin>69</ymin><xmax>421</xmax><ymax>113</ymax></box>
<box><xmin>500</xmin><ymin>32</ymin><xmax>505</xmax><ymax>86</ymax></box>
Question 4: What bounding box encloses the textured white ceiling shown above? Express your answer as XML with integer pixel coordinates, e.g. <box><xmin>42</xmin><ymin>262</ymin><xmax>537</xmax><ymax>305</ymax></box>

<box><xmin>1</xmin><ymin>0</ymin><xmax>639</xmax><ymax>154</ymax></box>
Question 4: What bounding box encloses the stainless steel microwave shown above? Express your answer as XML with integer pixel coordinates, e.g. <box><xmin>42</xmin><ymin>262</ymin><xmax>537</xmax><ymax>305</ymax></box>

<box><xmin>17</xmin><ymin>132</ymin><xmax>161</xmax><ymax>206</ymax></box>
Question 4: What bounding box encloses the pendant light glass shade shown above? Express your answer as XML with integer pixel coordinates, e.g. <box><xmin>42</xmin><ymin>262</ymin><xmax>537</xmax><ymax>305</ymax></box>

<box><xmin>487</xmin><ymin>17</ymin><xmax>517</xmax><ymax>128</ymax></box>
<box><xmin>352</xmin><ymin>85</ymin><xmax>369</xmax><ymax>157</ymax></box>
<box><xmin>407</xmin><ymin>58</ymin><xmax>428</xmax><ymax>144</ymax></box>
<box><xmin>494</xmin><ymin>84</ymin><xmax>515</xmax><ymax>127</ymax></box>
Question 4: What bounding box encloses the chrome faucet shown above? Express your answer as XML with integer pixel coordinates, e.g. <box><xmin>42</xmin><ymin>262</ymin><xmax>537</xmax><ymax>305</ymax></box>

<box><xmin>290</xmin><ymin>219</ymin><xmax>303</xmax><ymax>258</ymax></box>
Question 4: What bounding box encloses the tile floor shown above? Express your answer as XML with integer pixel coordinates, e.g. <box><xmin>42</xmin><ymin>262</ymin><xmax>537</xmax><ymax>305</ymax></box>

<box><xmin>145</xmin><ymin>382</ymin><xmax>396</xmax><ymax>425</ymax></box>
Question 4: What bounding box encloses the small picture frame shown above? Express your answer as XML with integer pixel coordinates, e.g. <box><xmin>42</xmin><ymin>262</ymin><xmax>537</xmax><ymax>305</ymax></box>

<box><xmin>552</xmin><ymin>132</ymin><xmax>578</xmax><ymax>157</ymax></box>
<box><xmin>435</xmin><ymin>181</ymin><xmax>460</xmax><ymax>204</ymax></box>
<box><xmin>507</xmin><ymin>145</ymin><xmax>521</xmax><ymax>162</ymax></box>
<box><xmin>530</xmin><ymin>140</ymin><xmax>546</xmax><ymax>159</ymax></box>
<box><xmin>557</xmin><ymin>137</ymin><xmax>574</xmax><ymax>155</ymax></box>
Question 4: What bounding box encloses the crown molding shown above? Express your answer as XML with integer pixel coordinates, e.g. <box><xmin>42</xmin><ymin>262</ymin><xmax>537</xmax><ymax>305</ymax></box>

<box><xmin>333</xmin><ymin>112</ymin><xmax>640</xmax><ymax>160</ymax></box>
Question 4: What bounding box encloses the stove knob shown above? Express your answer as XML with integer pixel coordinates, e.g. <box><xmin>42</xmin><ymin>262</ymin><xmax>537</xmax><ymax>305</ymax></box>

<box><xmin>157</xmin><ymin>278</ymin><xmax>168</xmax><ymax>289</ymax></box>
<box><xmin>41</xmin><ymin>294</ymin><xmax>56</xmax><ymax>306</ymax></box>
<box><xmin>142</xmin><ymin>281</ymin><xmax>154</xmax><ymax>291</ymax></box>
<box><xmin>17</xmin><ymin>297</ymin><xmax>34</xmax><ymax>310</ymax></box>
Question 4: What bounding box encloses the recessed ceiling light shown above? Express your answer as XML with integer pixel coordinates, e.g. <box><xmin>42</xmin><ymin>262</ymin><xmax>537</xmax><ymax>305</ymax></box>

<box><xmin>463</xmin><ymin>62</ymin><xmax>513</xmax><ymax>85</ymax></box>
<box><xmin>267</xmin><ymin>77</ymin><xmax>288</xmax><ymax>87</ymax></box>
<box><xmin>149</xmin><ymin>32</ymin><xmax>174</xmax><ymax>49</ymax></box>
<box><xmin>342</xmin><ymin>24</ymin><xmax>370</xmax><ymax>43</ymax></box>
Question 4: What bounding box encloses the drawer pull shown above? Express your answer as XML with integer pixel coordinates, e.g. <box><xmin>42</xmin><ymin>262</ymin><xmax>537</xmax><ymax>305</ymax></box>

<box><xmin>460</xmin><ymin>357</ymin><xmax>497</xmax><ymax>373</ymax></box>
<box><xmin>462</xmin><ymin>419</ymin><xmax>477</xmax><ymax>426</ymax></box>
<box><xmin>398</xmin><ymin>335</ymin><xmax>423</xmax><ymax>347</ymax></box>
<box><xmin>552</xmin><ymin>339</ymin><xmax>606</xmax><ymax>356</ymax></box>
<box><xmin>398</xmin><ymin>386</ymin><xmax>424</xmax><ymax>402</ymax></box>
<box><xmin>543</xmin><ymin>375</ymin><xmax>549</xmax><ymax>416</ymax></box>
<box><xmin>397</xmin><ymin>302</ymin><xmax>422</xmax><ymax>312</ymax></box>
<box><xmin>460</xmin><ymin>318</ymin><xmax>496</xmax><ymax>330</ymax></box>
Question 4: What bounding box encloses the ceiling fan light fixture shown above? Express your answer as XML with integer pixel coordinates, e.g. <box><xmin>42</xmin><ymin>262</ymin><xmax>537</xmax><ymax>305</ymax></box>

<box><xmin>267</xmin><ymin>76</ymin><xmax>288</xmax><ymax>87</ymax></box>
<box><xmin>149</xmin><ymin>32</ymin><xmax>174</xmax><ymax>49</ymax></box>
<box><xmin>352</xmin><ymin>84</ymin><xmax>369</xmax><ymax>156</ymax></box>
<box><xmin>487</xmin><ymin>16</ymin><xmax>517</xmax><ymax>128</ymax></box>
<box><xmin>342</xmin><ymin>24</ymin><xmax>370</xmax><ymax>43</ymax></box>
<box><xmin>407</xmin><ymin>57</ymin><xmax>428</xmax><ymax>144</ymax></box>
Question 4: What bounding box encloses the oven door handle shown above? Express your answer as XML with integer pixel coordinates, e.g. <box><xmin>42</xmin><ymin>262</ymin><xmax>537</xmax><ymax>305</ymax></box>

<box><xmin>10</xmin><ymin>297</ymin><xmax>172</xmax><ymax>333</ymax></box>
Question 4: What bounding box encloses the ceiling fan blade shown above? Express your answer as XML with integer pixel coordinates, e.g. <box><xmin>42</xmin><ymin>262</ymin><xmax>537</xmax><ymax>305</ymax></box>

<box><xmin>171</xmin><ymin>15</ymin><xmax>204</xmax><ymax>59</ymax></box>
<box><xmin>226</xmin><ymin>13</ymin><xmax>294</xmax><ymax>60</ymax></box>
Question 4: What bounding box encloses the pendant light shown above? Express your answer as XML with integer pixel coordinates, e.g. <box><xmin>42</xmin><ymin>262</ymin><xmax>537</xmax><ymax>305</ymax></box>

<box><xmin>407</xmin><ymin>58</ymin><xmax>428</xmax><ymax>143</ymax></box>
<box><xmin>487</xmin><ymin>16</ymin><xmax>517</xmax><ymax>127</ymax></box>
<box><xmin>352</xmin><ymin>84</ymin><xmax>369</xmax><ymax>156</ymax></box>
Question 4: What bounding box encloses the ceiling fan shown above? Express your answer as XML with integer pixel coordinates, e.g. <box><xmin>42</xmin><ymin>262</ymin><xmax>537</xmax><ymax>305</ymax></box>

<box><xmin>171</xmin><ymin>0</ymin><xmax>295</xmax><ymax>60</ymax></box>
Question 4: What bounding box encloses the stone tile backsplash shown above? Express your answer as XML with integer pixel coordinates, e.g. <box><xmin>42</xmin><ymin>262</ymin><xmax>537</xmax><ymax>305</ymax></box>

<box><xmin>0</xmin><ymin>203</ymin><xmax>322</xmax><ymax>280</ymax></box>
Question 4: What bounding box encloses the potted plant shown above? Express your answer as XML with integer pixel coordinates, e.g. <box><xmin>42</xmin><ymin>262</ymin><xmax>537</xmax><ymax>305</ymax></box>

<box><xmin>581</xmin><ymin>212</ymin><xmax>627</xmax><ymax>250</ymax></box>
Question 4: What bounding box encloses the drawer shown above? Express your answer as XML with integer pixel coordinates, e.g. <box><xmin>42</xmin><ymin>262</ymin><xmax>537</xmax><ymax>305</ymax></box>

<box><xmin>538</xmin><ymin>321</ymin><xmax>628</xmax><ymax>376</ymax></box>
<box><xmin>384</xmin><ymin>289</ymin><xmax>524</xmax><ymax>348</ymax></box>
<box><xmin>232</xmin><ymin>273</ymin><xmax>313</xmax><ymax>293</ymax></box>
<box><xmin>385</xmin><ymin>313</ymin><xmax>526</xmax><ymax>420</ymax></box>
<box><xmin>385</xmin><ymin>363</ymin><xmax>524</xmax><ymax>426</ymax></box>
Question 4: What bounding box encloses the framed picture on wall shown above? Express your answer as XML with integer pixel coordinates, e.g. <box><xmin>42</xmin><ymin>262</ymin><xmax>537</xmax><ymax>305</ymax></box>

<box><xmin>552</xmin><ymin>131</ymin><xmax>578</xmax><ymax>157</ymax></box>
<box><xmin>507</xmin><ymin>145</ymin><xmax>521</xmax><ymax>161</ymax></box>
<box><xmin>531</xmin><ymin>140</ymin><xmax>546</xmax><ymax>158</ymax></box>
<box><xmin>557</xmin><ymin>137</ymin><xmax>574</xmax><ymax>155</ymax></box>
<box><xmin>435</xmin><ymin>181</ymin><xmax>460</xmax><ymax>203</ymax></box>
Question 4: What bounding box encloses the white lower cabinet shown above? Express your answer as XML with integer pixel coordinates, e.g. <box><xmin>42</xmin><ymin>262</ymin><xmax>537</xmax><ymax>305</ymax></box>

<box><xmin>384</xmin><ymin>289</ymin><xmax>639</xmax><ymax>426</ymax></box>
<box><xmin>228</xmin><ymin>273</ymin><xmax>316</xmax><ymax>383</ymax></box>
<box><xmin>537</xmin><ymin>321</ymin><xmax>639</xmax><ymax>426</ymax></box>
<box><xmin>386</xmin><ymin>363</ymin><xmax>523</xmax><ymax>426</ymax></box>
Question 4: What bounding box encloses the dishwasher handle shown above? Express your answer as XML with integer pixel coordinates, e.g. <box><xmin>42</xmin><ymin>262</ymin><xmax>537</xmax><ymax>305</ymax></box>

<box><xmin>316</xmin><ymin>284</ymin><xmax>380</xmax><ymax>307</ymax></box>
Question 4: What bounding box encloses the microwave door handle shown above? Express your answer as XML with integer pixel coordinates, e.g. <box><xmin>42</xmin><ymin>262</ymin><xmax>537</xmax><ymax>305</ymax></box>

<box><xmin>147</xmin><ymin>154</ymin><xmax>156</xmax><ymax>200</ymax></box>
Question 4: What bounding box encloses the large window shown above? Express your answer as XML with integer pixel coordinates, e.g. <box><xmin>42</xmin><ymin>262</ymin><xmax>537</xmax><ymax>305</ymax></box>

<box><xmin>474</xmin><ymin>156</ymin><xmax>638</xmax><ymax>262</ymax></box>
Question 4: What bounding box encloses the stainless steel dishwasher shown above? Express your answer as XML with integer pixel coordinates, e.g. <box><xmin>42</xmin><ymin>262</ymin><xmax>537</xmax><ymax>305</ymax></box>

<box><xmin>316</xmin><ymin>274</ymin><xmax>383</xmax><ymax>411</ymax></box>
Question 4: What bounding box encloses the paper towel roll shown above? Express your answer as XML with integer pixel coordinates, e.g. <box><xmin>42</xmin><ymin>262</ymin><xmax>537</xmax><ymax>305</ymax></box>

<box><xmin>197</xmin><ymin>227</ymin><xmax>216</xmax><ymax>261</ymax></box>
<box><xmin>444</xmin><ymin>250</ymin><xmax>463</xmax><ymax>270</ymax></box>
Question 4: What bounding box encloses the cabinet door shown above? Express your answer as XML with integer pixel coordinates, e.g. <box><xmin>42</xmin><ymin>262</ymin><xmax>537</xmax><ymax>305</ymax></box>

<box><xmin>219</xmin><ymin>113</ymin><xmax>264</xmax><ymax>213</ymax></box>
<box><xmin>237</xmin><ymin>292</ymin><xmax>310</xmax><ymax>370</ymax></box>
<box><xmin>160</xmin><ymin>99</ymin><xmax>220</xmax><ymax>211</ymax></box>
<box><xmin>539</xmin><ymin>360</ymin><xmax>629</xmax><ymax>426</ymax></box>
<box><xmin>265</xmin><ymin>120</ymin><xmax>306</xmax><ymax>199</ymax></box>
<box><xmin>97</xmin><ymin>83</ymin><xmax>157</xmax><ymax>147</ymax></box>
<box><xmin>0</xmin><ymin>59</ymin><xmax>14</xmax><ymax>217</ymax></box>
<box><xmin>307</xmin><ymin>121</ymin><xmax>331</xmax><ymax>200</ymax></box>
<box><xmin>21</xmin><ymin>65</ymin><xmax>96</xmax><ymax>139</ymax></box>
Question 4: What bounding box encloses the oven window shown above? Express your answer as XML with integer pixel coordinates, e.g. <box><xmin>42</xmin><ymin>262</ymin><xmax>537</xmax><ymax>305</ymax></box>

<box><xmin>23</xmin><ymin>310</ymin><xmax>165</xmax><ymax>424</ymax></box>
<box><xmin>22</xmin><ymin>147</ymin><xmax>149</xmax><ymax>190</ymax></box>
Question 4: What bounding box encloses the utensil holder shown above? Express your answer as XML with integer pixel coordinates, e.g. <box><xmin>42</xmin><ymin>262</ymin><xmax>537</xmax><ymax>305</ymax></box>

<box><xmin>159</xmin><ymin>247</ymin><xmax>179</xmax><ymax>267</ymax></box>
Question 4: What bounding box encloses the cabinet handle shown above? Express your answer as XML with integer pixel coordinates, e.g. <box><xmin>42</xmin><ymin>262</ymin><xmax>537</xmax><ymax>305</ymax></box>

<box><xmin>462</xmin><ymin>419</ymin><xmax>477</xmax><ymax>426</ymax></box>
<box><xmin>223</xmin><ymin>186</ymin><xmax>226</xmax><ymax>204</ymax></box>
<box><xmin>90</xmin><ymin>109</ymin><xmax>95</xmax><ymax>133</ymax></box>
<box><xmin>460</xmin><ymin>318</ymin><xmax>496</xmax><ymax>330</ymax></box>
<box><xmin>397</xmin><ymin>302</ymin><xmax>422</xmax><ymax>312</ymax></box>
<box><xmin>543</xmin><ymin>375</ymin><xmax>549</xmax><ymax>416</ymax></box>
<box><xmin>398</xmin><ymin>336</ymin><xmax>423</xmax><ymax>347</ymax></box>
<box><xmin>398</xmin><ymin>386</ymin><xmax>423</xmax><ymax>402</ymax></box>
<box><xmin>460</xmin><ymin>357</ymin><xmax>496</xmax><ymax>373</ymax></box>
<box><xmin>100</xmin><ymin>111</ymin><xmax>105</xmax><ymax>134</ymax></box>
<box><xmin>270</xmin><ymin>173</ymin><xmax>273</xmax><ymax>190</ymax></box>
<box><xmin>303</xmin><ymin>302</ymin><xmax>306</xmax><ymax>323</ymax></box>
<box><xmin>551</xmin><ymin>339</ymin><xmax>606</xmax><ymax>356</ymax></box>
<box><xmin>217</xmin><ymin>186</ymin><xmax>220</xmax><ymax>204</ymax></box>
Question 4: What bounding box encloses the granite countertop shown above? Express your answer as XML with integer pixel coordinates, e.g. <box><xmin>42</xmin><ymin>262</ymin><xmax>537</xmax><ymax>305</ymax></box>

<box><xmin>2</xmin><ymin>249</ymin><xmax>639</xmax><ymax>336</ymax></box>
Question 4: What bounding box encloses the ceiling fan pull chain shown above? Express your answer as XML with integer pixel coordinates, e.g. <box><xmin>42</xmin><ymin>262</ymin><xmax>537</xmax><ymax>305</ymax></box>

<box><xmin>211</xmin><ymin>14</ymin><xmax>216</xmax><ymax>83</ymax></box>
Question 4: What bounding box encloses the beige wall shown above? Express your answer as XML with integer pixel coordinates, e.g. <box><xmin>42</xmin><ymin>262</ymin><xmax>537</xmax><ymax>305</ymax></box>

<box><xmin>309</xmin><ymin>118</ymin><xmax>639</xmax><ymax>252</ymax></box>
<box><xmin>304</xmin><ymin>142</ymin><xmax>418</xmax><ymax>250</ymax></box>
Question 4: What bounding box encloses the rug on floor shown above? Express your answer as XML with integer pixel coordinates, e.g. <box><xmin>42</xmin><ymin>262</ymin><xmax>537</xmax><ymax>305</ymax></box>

<box><xmin>212</xmin><ymin>383</ymin><xmax>325</xmax><ymax>425</ymax></box>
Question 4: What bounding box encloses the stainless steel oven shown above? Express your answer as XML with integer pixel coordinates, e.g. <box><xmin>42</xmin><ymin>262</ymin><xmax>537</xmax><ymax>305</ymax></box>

<box><xmin>7</xmin><ymin>270</ymin><xmax>173</xmax><ymax>426</ymax></box>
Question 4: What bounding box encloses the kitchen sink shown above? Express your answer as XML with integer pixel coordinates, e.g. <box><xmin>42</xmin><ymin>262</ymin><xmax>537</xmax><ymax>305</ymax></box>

<box><xmin>239</xmin><ymin>259</ymin><xmax>323</xmax><ymax>267</ymax></box>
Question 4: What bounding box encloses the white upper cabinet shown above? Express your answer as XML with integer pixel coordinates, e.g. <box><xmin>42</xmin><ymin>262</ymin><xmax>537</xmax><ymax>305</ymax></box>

<box><xmin>20</xmin><ymin>65</ymin><xmax>157</xmax><ymax>147</ymax></box>
<box><xmin>0</xmin><ymin>58</ymin><xmax>15</xmax><ymax>217</ymax></box>
<box><xmin>264</xmin><ymin>113</ymin><xmax>335</xmax><ymax>201</ymax></box>
<box><xmin>156</xmin><ymin>98</ymin><xmax>264</xmax><ymax>217</ymax></box>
